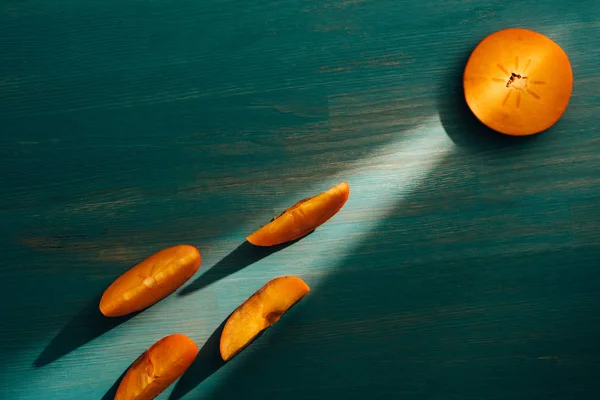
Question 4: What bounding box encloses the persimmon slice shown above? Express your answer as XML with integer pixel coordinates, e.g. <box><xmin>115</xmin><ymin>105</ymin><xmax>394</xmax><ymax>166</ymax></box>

<box><xmin>463</xmin><ymin>28</ymin><xmax>573</xmax><ymax>136</ymax></box>
<box><xmin>220</xmin><ymin>276</ymin><xmax>310</xmax><ymax>361</ymax></box>
<box><xmin>115</xmin><ymin>334</ymin><xmax>198</xmax><ymax>400</ymax></box>
<box><xmin>247</xmin><ymin>181</ymin><xmax>350</xmax><ymax>246</ymax></box>
<box><xmin>100</xmin><ymin>244</ymin><xmax>201</xmax><ymax>317</ymax></box>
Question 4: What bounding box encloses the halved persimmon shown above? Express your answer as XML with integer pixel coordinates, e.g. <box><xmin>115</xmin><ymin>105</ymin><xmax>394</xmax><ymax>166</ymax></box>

<box><xmin>115</xmin><ymin>334</ymin><xmax>198</xmax><ymax>400</ymax></box>
<box><xmin>100</xmin><ymin>244</ymin><xmax>201</xmax><ymax>317</ymax></box>
<box><xmin>463</xmin><ymin>28</ymin><xmax>573</xmax><ymax>136</ymax></box>
<box><xmin>247</xmin><ymin>181</ymin><xmax>350</xmax><ymax>246</ymax></box>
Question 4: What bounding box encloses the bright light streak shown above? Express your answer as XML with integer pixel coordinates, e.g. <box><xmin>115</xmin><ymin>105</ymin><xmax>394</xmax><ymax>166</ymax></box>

<box><xmin>341</xmin><ymin>114</ymin><xmax>455</xmax><ymax>220</ymax></box>
<box><xmin>275</xmin><ymin>114</ymin><xmax>455</xmax><ymax>285</ymax></box>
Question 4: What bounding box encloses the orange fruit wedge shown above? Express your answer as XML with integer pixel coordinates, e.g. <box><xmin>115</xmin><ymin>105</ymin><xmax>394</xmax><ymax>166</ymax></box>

<box><xmin>100</xmin><ymin>244</ymin><xmax>201</xmax><ymax>317</ymax></box>
<box><xmin>220</xmin><ymin>276</ymin><xmax>310</xmax><ymax>361</ymax></box>
<box><xmin>463</xmin><ymin>28</ymin><xmax>573</xmax><ymax>136</ymax></box>
<box><xmin>115</xmin><ymin>334</ymin><xmax>198</xmax><ymax>400</ymax></box>
<box><xmin>247</xmin><ymin>181</ymin><xmax>350</xmax><ymax>246</ymax></box>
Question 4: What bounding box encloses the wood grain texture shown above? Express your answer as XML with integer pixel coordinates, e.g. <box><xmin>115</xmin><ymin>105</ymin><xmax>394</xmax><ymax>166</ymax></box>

<box><xmin>1</xmin><ymin>0</ymin><xmax>600</xmax><ymax>399</ymax></box>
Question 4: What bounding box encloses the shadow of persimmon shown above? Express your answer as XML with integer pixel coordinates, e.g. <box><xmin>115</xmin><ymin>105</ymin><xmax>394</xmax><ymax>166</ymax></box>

<box><xmin>179</xmin><ymin>233</ymin><xmax>312</xmax><ymax>297</ymax></box>
<box><xmin>167</xmin><ymin>317</ymin><xmax>228</xmax><ymax>400</ymax></box>
<box><xmin>101</xmin><ymin>362</ymin><xmax>131</xmax><ymax>400</ymax></box>
<box><xmin>34</xmin><ymin>295</ymin><xmax>138</xmax><ymax>367</ymax></box>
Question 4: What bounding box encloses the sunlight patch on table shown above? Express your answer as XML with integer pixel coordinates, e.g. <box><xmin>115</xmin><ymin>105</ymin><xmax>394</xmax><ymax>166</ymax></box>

<box><xmin>303</xmin><ymin>114</ymin><xmax>454</xmax><ymax>282</ymax></box>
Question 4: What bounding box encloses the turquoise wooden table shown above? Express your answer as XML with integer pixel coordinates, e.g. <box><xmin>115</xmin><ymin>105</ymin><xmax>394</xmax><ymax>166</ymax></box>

<box><xmin>2</xmin><ymin>0</ymin><xmax>600</xmax><ymax>399</ymax></box>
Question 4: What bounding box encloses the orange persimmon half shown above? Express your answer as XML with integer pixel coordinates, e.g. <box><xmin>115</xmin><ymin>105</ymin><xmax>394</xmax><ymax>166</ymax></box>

<box><xmin>247</xmin><ymin>181</ymin><xmax>350</xmax><ymax>246</ymax></box>
<box><xmin>100</xmin><ymin>244</ymin><xmax>201</xmax><ymax>317</ymax></box>
<box><xmin>115</xmin><ymin>333</ymin><xmax>198</xmax><ymax>400</ymax></box>
<box><xmin>220</xmin><ymin>276</ymin><xmax>310</xmax><ymax>361</ymax></box>
<box><xmin>463</xmin><ymin>28</ymin><xmax>573</xmax><ymax>136</ymax></box>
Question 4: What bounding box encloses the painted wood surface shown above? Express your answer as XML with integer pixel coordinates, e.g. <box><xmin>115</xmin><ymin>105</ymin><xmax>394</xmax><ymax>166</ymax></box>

<box><xmin>1</xmin><ymin>0</ymin><xmax>600</xmax><ymax>399</ymax></box>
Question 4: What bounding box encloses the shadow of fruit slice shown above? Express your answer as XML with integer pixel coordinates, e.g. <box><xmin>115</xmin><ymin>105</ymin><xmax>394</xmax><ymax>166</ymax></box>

<box><xmin>247</xmin><ymin>181</ymin><xmax>350</xmax><ymax>247</ymax></box>
<box><xmin>115</xmin><ymin>334</ymin><xmax>198</xmax><ymax>400</ymax></box>
<box><xmin>463</xmin><ymin>27</ymin><xmax>573</xmax><ymax>136</ymax></box>
<box><xmin>220</xmin><ymin>276</ymin><xmax>310</xmax><ymax>361</ymax></box>
<box><xmin>100</xmin><ymin>244</ymin><xmax>201</xmax><ymax>317</ymax></box>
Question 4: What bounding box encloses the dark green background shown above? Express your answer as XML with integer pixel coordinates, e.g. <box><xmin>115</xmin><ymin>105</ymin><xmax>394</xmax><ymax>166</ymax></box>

<box><xmin>1</xmin><ymin>0</ymin><xmax>599</xmax><ymax>398</ymax></box>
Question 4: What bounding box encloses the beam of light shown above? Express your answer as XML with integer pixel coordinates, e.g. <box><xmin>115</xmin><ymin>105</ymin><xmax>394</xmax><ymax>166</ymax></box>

<box><xmin>272</xmin><ymin>113</ymin><xmax>456</xmax><ymax>286</ymax></box>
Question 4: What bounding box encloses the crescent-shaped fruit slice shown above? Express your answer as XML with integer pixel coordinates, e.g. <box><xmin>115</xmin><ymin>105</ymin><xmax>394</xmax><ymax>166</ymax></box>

<box><xmin>115</xmin><ymin>334</ymin><xmax>198</xmax><ymax>400</ymax></box>
<box><xmin>100</xmin><ymin>244</ymin><xmax>201</xmax><ymax>317</ymax></box>
<box><xmin>247</xmin><ymin>181</ymin><xmax>350</xmax><ymax>246</ymax></box>
<box><xmin>220</xmin><ymin>276</ymin><xmax>310</xmax><ymax>361</ymax></box>
<box><xmin>463</xmin><ymin>28</ymin><xmax>573</xmax><ymax>136</ymax></box>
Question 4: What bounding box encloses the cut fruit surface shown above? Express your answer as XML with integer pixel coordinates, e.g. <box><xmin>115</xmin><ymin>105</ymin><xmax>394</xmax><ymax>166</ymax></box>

<box><xmin>463</xmin><ymin>28</ymin><xmax>573</xmax><ymax>136</ymax></box>
<box><xmin>100</xmin><ymin>244</ymin><xmax>201</xmax><ymax>317</ymax></box>
<box><xmin>247</xmin><ymin>181</ymin><xmax>349</xmax><ymax>246</ymax></box>
<box><xmin>115</xmin><ymin>334</ymin><xmax>198</xmax><ymax>400</ymax></box>
<box><xmin>220</xmin><ymin>276</ymin><xmax>310</xmax><ymax>361</ymax></box>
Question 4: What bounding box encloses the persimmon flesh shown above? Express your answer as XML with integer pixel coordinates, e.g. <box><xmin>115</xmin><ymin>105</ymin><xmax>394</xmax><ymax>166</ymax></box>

<box><xmin>100</xmin><ymin>244</ymin><xmax>201</xmax><ymax>317</ymax></box>
<box><xmin>220</xmin><ymin>276</ymin><xmax>310</xmax><ymax>361</ymax></box>
<box><xmin>247</xmin><ymin>181</ymin><xmax>350</xmax><ymax>246</ymax></box>
<box><xmin>115</xmin><ymin>334</ymin><xmax>198</xmax><ymax>400</ymax></box>
<box><xmin>463</xmin><ymin>28</ymin><xmax>573</xmax><ymax>136</ymax></box>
